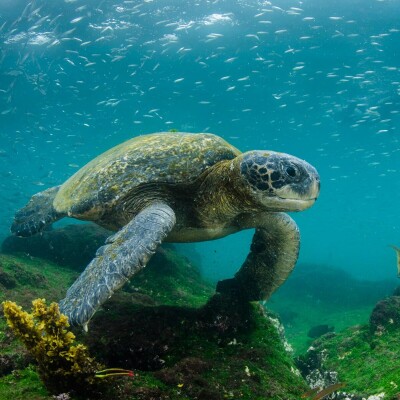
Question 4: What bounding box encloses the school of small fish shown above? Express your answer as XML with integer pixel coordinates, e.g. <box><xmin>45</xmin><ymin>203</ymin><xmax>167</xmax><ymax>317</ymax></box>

<box><xmin>0</xmin><ymin>0</ymin><xmax>398</xmax><ymax>274</ymax></box>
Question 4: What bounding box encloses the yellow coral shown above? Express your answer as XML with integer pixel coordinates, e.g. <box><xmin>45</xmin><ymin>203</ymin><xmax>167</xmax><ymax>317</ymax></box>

<box><xmin>2</xmin><ymin>299</ymin><xmax>102</xmax><ymax>394</ymax></box>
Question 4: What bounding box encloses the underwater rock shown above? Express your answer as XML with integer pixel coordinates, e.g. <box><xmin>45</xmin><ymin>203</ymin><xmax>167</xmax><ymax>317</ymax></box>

<box><xmin>84</xmin><ymin>293</ymin><xmax>308</xmax><ymax>399</ymax></box>
<box><xmin>0</xmin><ymin>257</ymin><xmax>47</xmax><ymax>292</ymax></box>
<box><xmin>269</xmin><ymin>263</ymin><xmax>397</xmax><ymax>353</ymax></box>
<box><xmin>0</xmin><ymin>267</ymin><xmax>17</xmax><ymax>289</ymax></box>
<box><xmin>0</xmin><ymin>355</ymin><xmax>14</xmax><ymax>377</ymax></box>
<box><xmin>0</xmin><ymin>353</ymin><xmax>31</xmax><ymax>377</ymax></box>
<box><xmin>153</xmin><ymin>357</ymin><xmax>217</xmax><ymax>400</ymax></box>
<box><xmin>2</xmin><ymin>223</ymin><xmax>110</xmax><ymax>269</ymax></box>
<box><xmin>0</xmin><ymin>317</ymin><xmax>32</xmax><ymax>378</ymax></box>
<box><xmin>296</xmin><ymin>293</ymin><xmax>400</xmax><ymax>399</ymax></box>
<box><xmin>0</xmin><ymin>245</ymin><xmax>308</xmax><ymax>399</ymax></box>
<box><xmin>272</xmin><ymin>263</ymin><xmax>395</xmax><ymax>309</ymax></box>
<box><xmin>0</xmin><ymin>253</ymin><xmax>78</xmax><ymax>309</ymax></box>
<box><xmin>266</xmin><ymin>311</ymin><xmax>294</xmax><ymax>353</ymax></box>
<box><xmin>296</xmin><ymin>344</ymin><xmax>366</xmax><ymax>400</ymax></box>
<box><xmin>392</xmin><ymin>286</ymin><xmax>400</xmax><ymax>296</ymax></box>
<box><xmin>82</xmin><ymin>246</ymin><xmax>307</xmax><ymax>399</ymax></box>
<box><xmin>307</xmin><ymin>324</ymin><xmax>335</xmax><ymax>339</ymax></box>
<box><xmin>296</xmin><ymin>346</ymin><xmax>339</xmax><ymax>393</ymax></box>
<box><xmin>369</xmin><ymin>295</ymin><xmax>400</xmax><ymax>333</ymax></box>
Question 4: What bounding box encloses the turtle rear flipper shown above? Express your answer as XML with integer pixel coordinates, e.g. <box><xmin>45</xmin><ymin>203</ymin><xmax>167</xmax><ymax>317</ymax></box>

<box><xmin>59</xmin><ymin>202</ymin><xmax>176</xmax><ymax>330</ymax></box>
<box><xmin>11</xmin><ymin>185</ymin><xmax>65</xmax><ymax>237</ymax></box>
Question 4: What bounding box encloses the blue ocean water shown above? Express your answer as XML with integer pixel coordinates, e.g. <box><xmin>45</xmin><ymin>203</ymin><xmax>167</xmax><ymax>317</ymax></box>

<box><xmin>0</xmin><ymin>0</ymin><xmax>399</xmax><ymax>285</ymax></box>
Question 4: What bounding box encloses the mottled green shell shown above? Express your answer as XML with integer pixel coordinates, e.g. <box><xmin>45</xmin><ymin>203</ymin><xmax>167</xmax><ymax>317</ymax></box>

<box><xmin>54</xmin><ymin>132</ymin><xmax>241</xmax><ymax>216</ymax></box>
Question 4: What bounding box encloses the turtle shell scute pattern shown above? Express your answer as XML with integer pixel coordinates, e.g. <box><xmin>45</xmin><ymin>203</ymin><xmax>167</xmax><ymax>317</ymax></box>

<box><xmin>54</xmin><ymin>132</ymin><xmax>241</xmax><ymax>216</ymax></box>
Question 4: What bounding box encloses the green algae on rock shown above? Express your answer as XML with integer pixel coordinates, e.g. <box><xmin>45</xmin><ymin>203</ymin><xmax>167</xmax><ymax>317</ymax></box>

<box><xmin>85</xmin><ymin>298</ymin><xmax>308</xmax><ymax>399</ymax></box>
<box><xmin>0</xmin><ymin>253</ymin><xmax>79</xmax><ymax>320</ymax></box>
<box><xmin>370</xmin><ymin>295</ymin><xmax>400</xmax><ymax>333</ymax></box>
<box><xmin>269</xmin><ymin>263</ymin><xmax>396</xmax><ymax>354</ymax></box>
<box><xmin>2</xmin><ymin>224</ymin><xmax>110</xmax><ymax>270</ymax></box>
<box><xmin>0</xmin><ymin>241</ymin><xmax>308</xmax><ymax>400</ymax></box>
<box><xmin>296</xmin><ymin>294</ymin><xmax>400</xmax><ymax>399</ymax></box>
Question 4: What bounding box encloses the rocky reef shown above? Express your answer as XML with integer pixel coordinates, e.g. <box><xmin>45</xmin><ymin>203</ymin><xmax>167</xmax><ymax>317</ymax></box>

<box><xmin>296</xmin><ymin>289</ymin><xmax>400</xmax><ymax>399</ymax></box>
<box><xmin>269</xmin><ymin>263</ymin><xmax>396</xmax><ymax>354</ymax></box>
<box><xmin>1</xmin><ymin>223</ymin><xmax>110</xmax><ymax>269</ymax></box>
<box><xmin>0</xmin><ymin>224</ymin><xmax>307</xmax><ymax>400</ymax></box>
<box><xmin>2</xmin><ymin>224</ymin><xmax>399</xmax><ymax>399</ymax></box>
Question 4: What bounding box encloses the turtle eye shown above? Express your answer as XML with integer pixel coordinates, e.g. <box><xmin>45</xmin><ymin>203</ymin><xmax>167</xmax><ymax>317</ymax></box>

<box><xmin>285</xmin><ymin>165</ymin><xmax>297</xmax><ymax>177</ymax></box>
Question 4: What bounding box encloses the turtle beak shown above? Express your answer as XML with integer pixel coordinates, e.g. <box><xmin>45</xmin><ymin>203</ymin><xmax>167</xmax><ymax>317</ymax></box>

<box><xmin>301</xmin><ymin>162</ymin><xmax>320</xmax><ymax>201</ymax></box>
<box><xmin>310</xmin><ymin>174</ymin><xmax>320</xmax><ymax>199</ymax></box>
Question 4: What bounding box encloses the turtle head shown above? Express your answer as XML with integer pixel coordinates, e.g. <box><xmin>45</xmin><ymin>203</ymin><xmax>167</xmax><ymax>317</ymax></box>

<box><xmin>238</xmin><ymin>150</ymin><xmax>320</xmax><ymax>212</ymax></box>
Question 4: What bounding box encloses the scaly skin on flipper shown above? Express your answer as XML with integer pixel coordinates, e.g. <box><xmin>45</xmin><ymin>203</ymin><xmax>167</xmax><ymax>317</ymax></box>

<box><xmin>59</xmin><ymin>203</ymin><xmax>176</xmax><ymax>329</ymax></box>
<box><xmin>217</xmin><ymin>212</ymin><xmax>299</xmax><ymax>301</ymax></box>
<box><xmin>11</xmin><ymin>185</ymin><xmax>65</xmax><ymax>237</ymax></box>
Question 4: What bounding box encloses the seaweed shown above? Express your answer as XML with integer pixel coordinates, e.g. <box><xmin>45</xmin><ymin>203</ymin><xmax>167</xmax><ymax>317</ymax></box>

<box><xmin>2</xmin><ymin>299</ymin><xmax>103</xmax><ymax>397</ymax></box>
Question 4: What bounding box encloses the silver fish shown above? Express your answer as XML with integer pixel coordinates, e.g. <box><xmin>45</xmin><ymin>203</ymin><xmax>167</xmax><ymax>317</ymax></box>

<box><xmin>390</xmin><ymin>245</ymin><xmax>400</xmax><ymax>277</ymax></box>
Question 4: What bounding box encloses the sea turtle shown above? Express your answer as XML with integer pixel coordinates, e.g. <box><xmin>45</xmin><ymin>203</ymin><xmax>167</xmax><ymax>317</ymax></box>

<box><xmin>11</xmin><ymin>132</ymin><xmax>320</xmax><ymax>330</ymax></box>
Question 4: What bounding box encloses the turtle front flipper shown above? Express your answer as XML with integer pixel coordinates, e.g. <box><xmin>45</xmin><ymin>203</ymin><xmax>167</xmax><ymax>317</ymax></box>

<box><xmin>217</xmin><ymin>212</ymin><xmax>299</xmax><ymax>301</ymax></box>
<box><xmin>11</xmin><ymin>185</ymin><xmax>65</xmax><ymax>237</ymax></box>
<box><xmin>59</xmin><ymin>202</ymin><xmax>176</xmax><ymax>330</ymax></box>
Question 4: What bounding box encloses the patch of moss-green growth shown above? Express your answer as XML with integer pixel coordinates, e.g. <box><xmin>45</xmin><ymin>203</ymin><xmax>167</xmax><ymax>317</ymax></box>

<box><xmin>269</xmin><ymin>264</ymin><xmax>395</xmax><ymax>355</ymax></box>
<box><xmin>298</xmin><ymin>323</ymin><xmax>400</xmax><ymax>398</ymax></box>
<box><xmin>0</xmin><ymin>253</ymin><xmax>78</xmax><ymax>307</ymax></box>
<box><xmin>0</xmin><ymin>365</ymin><xmax>51</xmax><ymax>400</ymax></box>
<box><xmin>269</xmin><ymin>296</ymin><xmax>374</xmax><ymax>355</ymax></box>
<box><xmin>2</xmin><ymin>224</ymin><xmax>111</xmax><ymax>270</ymax></box>
<box><xmin>126</xmin><ymin>245</ymin><xmax>214</xmax><ymax>308</ymax></box>
<box><xmin>370</xmin><ymin>296</ymin><xmax>400</xmax><ymax>332</ymax></box>
<box><xmin>0</xmin><ymin>242</ymin><xmax>308</xmax><ymax>399</ymax></box>
<box><xmin>86</xmin><ymin>292</ymin><xmax>308</xmax><ymax>400</ymax></box>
